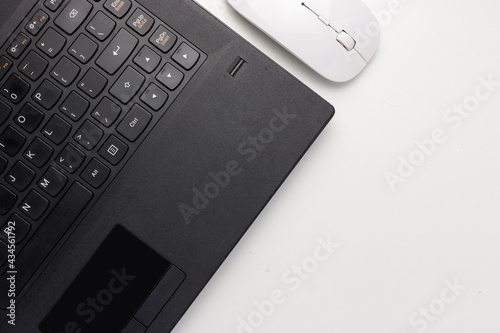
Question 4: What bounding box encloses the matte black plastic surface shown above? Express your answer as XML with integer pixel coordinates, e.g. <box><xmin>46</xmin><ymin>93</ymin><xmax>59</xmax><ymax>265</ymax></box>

<box><xmin>0</xmin><ymin>0</ymin><xmax>334</xmax><ymax>331</ymax></box>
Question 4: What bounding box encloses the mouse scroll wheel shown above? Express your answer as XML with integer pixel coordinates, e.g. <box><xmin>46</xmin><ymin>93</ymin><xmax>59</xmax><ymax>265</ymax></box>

<box><xmin>337</xmin><ymin>31</ymin><xmax>356</xmax><ymax>51</ymax></box>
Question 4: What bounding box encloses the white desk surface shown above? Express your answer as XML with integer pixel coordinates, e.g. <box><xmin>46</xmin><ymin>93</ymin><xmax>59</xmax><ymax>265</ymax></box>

<box><xmin>175</xmin><ymin>0</ymin><xmax>500</xmax><ymax>332</ymax></box>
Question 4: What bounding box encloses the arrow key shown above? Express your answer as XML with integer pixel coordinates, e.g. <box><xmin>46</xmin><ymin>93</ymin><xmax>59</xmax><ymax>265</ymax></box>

<box><xmin>57</xmin><ymin>143</ymin><xmax>85</xmax><ymax>174</ymax></box>
<box><xmin>172</xmin><ymin>43</ymin><xmax>200</xmax><ymax>70</ymax></box>
<box><xmin>134</xmin><ymin>46</ymin><xmax>160</xmax><ymax>73</ymax></box>
<box><xmin>156</xmin><ymin>63</ymin><xmax>183</xmax><ymax>91</ymax></box>
<box><xmin>141</xmin><ymin>83</ymin><xmax>168</xmax><ymax>111</ymax></box>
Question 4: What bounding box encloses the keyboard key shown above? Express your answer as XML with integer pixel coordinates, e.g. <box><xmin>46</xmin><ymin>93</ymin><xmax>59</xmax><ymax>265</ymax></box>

<box><xmin>92</xmin><ymin>97</ymin><xmax>121</xmax><ymax>127</ymax></box>
<box><xmin>109</xmin><ymin>66</ymin><xmax>144</xmax><ymax>104</ymax></box>
<box><xmin>0</xmin><ymin>126</ymin><xmax>26</xmax><ymax>157</ymax></box>
<box><xmin>134</xmin><ymin>46</ymin><xmax>161</xmax><ymax>73</ymax></box>
<box><xmin>37</xmin><ymin>28</ymin><xmax>66</xmax><ymax>58</ymax></box>
<box><xmin>0</xmin><ymin>155</ymin><xmax>6</xmax><ymax>174</ymax></box>
<box><xmin>172</xmin><ymin>43</ymin><xmax>200</xmax><ymax>70</ymax></box>
<box><xmin>14</xmin><ymin>103</ymin><xmax>44</xmax><ymax>133</ymax></box>
<box><xmin>78</xmin><ymin>68</ymin><xmax>107</xmax><ymax>98</ymax></box>
<box><xmin>157</xmin><ymin>63</ymin><xmax>184</xmax><ymax>90</ymax></box>
<box><xmin>38</xmin><ymin>166</ymin><xmax>67</xmax><ymax>197</ymax></box>
<box><xmin>0</xmin><ymin>56</ymin><xmax>12</xmax><ymax>81</ymax></box>
<box><xmin>0</xmin><ymin>185</ymin><xmax>17</xmax><ymax>215</ymax></box>
<box><xmin>141</xmin><ymin>83</ymin><xmax>168</xmax><ymax>111</ymax></box>
<box><xmin>117</xmin><ymin>104</ymin><xmax>151</xmax><ymax>142</ymax></box>
<box><xmin>25</xmin><ymin>9</ymin><xmax>49</xmax><ymax>36</ymax></box>
<box><xmin>55</xmin><ymin>0</ymin><xmax>93</xmax><ymax>35</ymax></box>
<box><xmin>51</xmin><ymin>57</ymin><xmax>80</xmax><ymax>86</ymax></box>
<box><xmin>86</xmin><ymin>11</ymin><xmax>115</xmax><ymax>41</ymax></box>
<box><xmin>24</xmin><ymin>137</ymin><xmax>53</xmax><ymax>168</ymax></box>
<box><xmin>150</xmin><ymin>26</ymin><xmax>177</xmax><ymax>53</ymax></box>
<box><xmin>104</xmin><ymin>0</ymin><xmax>131</xmax><ymax>18</ymax></box>
<box><xmin>60</xmin><ymin>91</ymin><xmax>89</xmax><ymax>121</ymax></box>
<box><xmin>33</xmin><ymin>79</ymin><xmax>62</xmax><ymax>109</ymax></box>
<box><xmin>99</xmin><ymin>135</ymin><xmax>128</xmax><ymax>165</ymax></box>
<box><xmin>127</xmin><ymin>8</ymin><xmax>154</xmax><ymax>36</ymax></box>
<box><xmin>5</xmin><ymin>161</ymin><xmax>35</xmax><ymax>192</ymax></box>
<box><xmin>0</xmin><ymin>240</ymin><xmax>7</xmax><ymax>266</ymax></box>
<box><xmin>1</xmin><ymin>214</ymin><xmax>31</xmax><ymax>244</ymax></box>
<box><xmin>57</xmin><ymin>143</ymin><xmax>85</xmax><ymax>173</ymax></box>
<box><xmin>68</xmin><ymin>34</ymin><xmax>98</xmax><ymax>64</ymax></box>
<box><xmin>80</xmin><ymin>158</ymin><xmax>110</xmax><ymax>189</ymax></box>
<box><xmin>73</xmin><ymin>120</ymin><xmax>103</xmax><ymax>150</ymax></box>
<box><xmin>96</xmin><ymin>29</ymin><xmax>138</xmax><ymax>75</ymax></box>
<box><xmin>1</xmin><ymin>74</ymin><xmax>30</xmax><ymax>104</ymax></box>
<box><xmin>18</xmin><ymin>50</ymin><xmax>48</xmax><ymax>81</ymax></box>
<box><xmin>42</xmin><ymin>114</ymin><xmax>71</xmax><ymax>144</ymax></box>
<box><xmin>44</xmin><ymin>0</ymin><xmax>65</xmax><ymax>11</ymax></box>
<box><xmin>0</xmin><ymin>100</ymin><xmax>12</xmax><ymax>124</ymax></box>
<box><xmin>19</xmin><ymin>190</ymin><xmax>49</xmax><ymax>220</ymax></box>
<box><xmin>7</xmin><ymin>33</ymin><xmax>30</xmax><ymax>59</ymax></box>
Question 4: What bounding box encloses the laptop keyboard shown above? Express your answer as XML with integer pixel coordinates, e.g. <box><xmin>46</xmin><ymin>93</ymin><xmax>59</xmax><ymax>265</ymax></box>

<box><xmin>0</xmin><ymin>0</ymin><xmax>205</xmax><ymax>308</ymax></box>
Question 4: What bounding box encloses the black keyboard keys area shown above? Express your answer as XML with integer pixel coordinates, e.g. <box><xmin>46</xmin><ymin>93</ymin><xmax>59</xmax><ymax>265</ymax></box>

<box><xmin>1</xmin><ymin>214</ymin><xmax>31</xmax><ymax>244</ymax></box>
<box><xmin>55</xmin><ymin>0</ymin><xmax>93</xmax><ymax>35</ymax></box>
<box><xmin>51</xmin><ymin>57</ymin><xmax>80</xmax><ymax>87</ymax></box>
<box><xmin>5</xmin><ymin>161</ymin><xmax>35</xmax><ymax>192</ymax></box>
<box><xmin>92</xmin><ymin>97</ymin><xmax>121</xmax><ymax>127</ymax></box>
<box><xmin>81</xmin><ymin>158</ymin><xmax>110</xmax><ymax>189</ymax></box>
<box><xmin>74</xmin><ymin>120</ymin><xmax>103</xmax><ymax>150</ymax></box>
<box><xmin>57</xmin><ymin>143</ymin><xmax>86</xmax><ymax>173</ymax></box>
<box><xmin>69</xmin><ymin>34</ymin><xmax>98</xmax><ymax>64</ymax></box>
<box><xmin>14</xmin><ymin>103</ymin><xmax>44</xmax><ymax>133</ymax></box>
<box><xmin>104</xmin><ymin>0</ymin><xmax>132</xmax><ymax>18</ymax></box>
<box><xmin>96</xmin><ymin>29</ymin><xmax>138</xmax><ymax>75</ymax></box>
<box><xmin>20</xmin><ymin>190</ymin><xmax>49</xmax><ymax>221</ymax></box>
<box><xmin>39</xmin><ymin>166</ymin><xmax>68</xmax><ymax>197</ymax></box>
<box><xmin>0</xmin><ymin>100</ymin><xmax>11</xmax><ymax>124</ymax></box>
<box><xmin>87</xmin><ymin>11</ymin><xmax>116</xmax><ymax>41</ymax></box>
<box><xmin>1</xmin><ymin>74</ymin><xmax>30</xmax><ymax>104</ymax></box>
<box><xmin>141</xmin><ymin>83</ymin><xmax>168</xmax><ymax>111</ymax></box>
<box><xmin>78</xmin><ymin>68</ymin><xmax>107</xmax><ymax>98</ymax></box>
<box><xmin>8</xmin><ymin>33</ymin><xmax>30</xmax><ymax>59</ymax></box>
<box><xmin>60</xmin><ymin>91</ymin><xmax>89</xmax><ymax>121</ymax></box>
<box><xmin>18</xmin><ymin>51</ymin><xmax>48</xmax><ymax>81</ymax></box>
<box><xmin>0</xmin><ymin>156</ymin><xmax>6</xmax><ymax>174</ymax></box>
<box><xmin>0</xmin><ymin>126</ymin><xmax>26</xmax><ymax>157</ymax></box>
<box><xmin>25</xmin><ymin>10</ymin><xmax>49</xmax><ymax>36</ymax></box>
<box><xmin>0</xmin><ymin>185</ymin><xmax>17</xmax><ymax>215</ymax></box>
<box><xmin>117</xmin><ymin>104</ymin><xmax>151</xmax><ymax>142</ymax></box>
<box><xmin>42</xmin><ymin>115</ymin><xmax>72</xmax><ymax>144</ymax></box>
<box><xmin>134</xmin><ymin>46</ymin><xmax>161</xmax><ymax>73</ymax></box>
<box><xmin>110</xmin><ymin>66</ymin><xmax>144</xmax><ymax>103</ymax></box>
<box><xmin>24</xmin><ymin>137</ymin><xmax>53</xmax><ymax>168</ymax></box>
<box><xmin>99</xmin><ymin>135</ymin><xmax>128</xmax><ymax>165</ymax></box>
<box><xmin>33</xmin><ymin>79</ymin><xmax>62</xmax><ymax>109</ymax></box>
<box><xmin>37</xmin><ymin>28</ymin><xmax>66</xmax><ymax>58</ymax></box>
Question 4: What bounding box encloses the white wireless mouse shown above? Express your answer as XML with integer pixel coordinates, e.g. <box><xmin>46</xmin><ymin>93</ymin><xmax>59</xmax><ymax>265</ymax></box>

<box><xmin>227</xmin><ymin>0</ymin><xmax>380</xmax><ymax>82</ymax></box>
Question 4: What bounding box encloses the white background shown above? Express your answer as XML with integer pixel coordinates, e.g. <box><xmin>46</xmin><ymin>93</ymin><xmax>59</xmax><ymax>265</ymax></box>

<box><xmin>174</xmin><ymin>0</ymin><xmax>500</xmax><ymax>332</ymax></box>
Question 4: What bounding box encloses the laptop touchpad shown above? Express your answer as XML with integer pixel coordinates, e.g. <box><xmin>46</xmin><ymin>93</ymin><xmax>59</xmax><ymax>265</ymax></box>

<box><xmin>39</xmin><ymin>225</ymin><xmax>178</xmax><ymax>333</ymax></box>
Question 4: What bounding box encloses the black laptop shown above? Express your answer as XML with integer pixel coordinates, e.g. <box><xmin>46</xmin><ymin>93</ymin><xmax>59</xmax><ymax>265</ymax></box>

<box><xmin>0</xmin><ymin>0</ymin><xmax>334</xmax><ymax>331</ymax></box>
